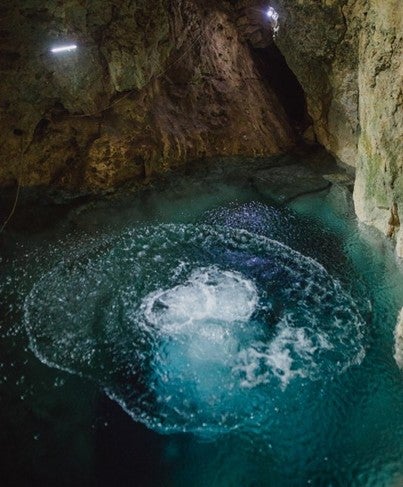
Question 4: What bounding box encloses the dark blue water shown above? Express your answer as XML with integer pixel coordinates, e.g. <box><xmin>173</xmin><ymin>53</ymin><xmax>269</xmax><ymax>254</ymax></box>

<box><xmin>0</xmin><ymin>157</ymin><xmax>402</xmax><ymax>486</ymax></box>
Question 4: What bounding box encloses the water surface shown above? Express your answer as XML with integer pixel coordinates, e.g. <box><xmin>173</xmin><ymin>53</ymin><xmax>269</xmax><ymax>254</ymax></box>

<box><xmin>1</xmin><ymin>156</ymin><xmax>402</xmax><ymax>486</ymax></box>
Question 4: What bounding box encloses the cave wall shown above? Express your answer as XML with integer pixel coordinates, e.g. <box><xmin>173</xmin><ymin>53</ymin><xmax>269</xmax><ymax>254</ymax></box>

<box><xmin>272</xmin><ymin>0</ymin><xmax>360</xmax><ymax>167</ymax></box>
<box><xmin>266</xmin><ymin>0</ymin><xmax>402</xmax><ymax>256</ymax></box>
<box><xmin>0</xmin><ymin>0</ymin><xmax>294</xmax><ymax>192</ymax></box>
<box><xmin>353</xmin><ymin>0</ymin><xmax>402</xmax><ymax>256</ymax></box>
<box><xmin>1</xmin><ymin>0</ymin><xmax>402</xmax><ymax>255</ymax></box>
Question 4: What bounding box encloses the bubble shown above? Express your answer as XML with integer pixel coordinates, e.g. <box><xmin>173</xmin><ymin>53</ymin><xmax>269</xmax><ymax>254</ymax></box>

<box><xmin>23</xmin><ymin>224</ymin><xmax>365</xmax><ymax>434</ymax></box>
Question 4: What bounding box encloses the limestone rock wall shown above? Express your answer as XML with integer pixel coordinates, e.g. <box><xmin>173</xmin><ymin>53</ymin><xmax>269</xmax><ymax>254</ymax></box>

<box><xmin>353</xmin><ymin>0</ymin><xmax>402</xmax><ymax>257</ymax></box>
<box><xmin>274</xmin><ymin>0</ymin><xmax>360</xmax><ymax>168</ymax></box>
<box><xmin>0</xmin><ymin>0</ymin><xmax>294</xmax><ymax>192</ymax></box>
<box><xmin>269</xmin><ymin>0</ymin><xmax>402</xmax><ymax>256</ymax></box>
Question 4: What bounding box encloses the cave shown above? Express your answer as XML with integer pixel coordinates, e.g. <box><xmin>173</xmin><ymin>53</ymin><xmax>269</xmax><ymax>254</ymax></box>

<box><xmin>249</xmin><ymin>42</ymin><xmax>311</xmax><ymax>133</ymax></box>
<box><xmin>0</xmin><ymin>2</ymin><xmax>402</xmax><ymax>486</ymax></box>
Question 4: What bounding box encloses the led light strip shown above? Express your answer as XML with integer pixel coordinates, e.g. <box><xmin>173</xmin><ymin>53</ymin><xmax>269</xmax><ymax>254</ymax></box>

<box><xmin>50</xmin><ymin>44</ymin><xmax>77</xmax><ymax>53</ymax></box>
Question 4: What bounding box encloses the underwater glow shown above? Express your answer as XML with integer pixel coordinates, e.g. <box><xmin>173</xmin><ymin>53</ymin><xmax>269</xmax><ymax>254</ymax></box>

<box><xmin>50</xmin><ymin>44</ymin><xmax>77</xmax><ymax>53</ymax></box>
<box><xmin>23</xmin><ymin>224</ymin><xmax>366</xmax><ymax>435</ymax></box>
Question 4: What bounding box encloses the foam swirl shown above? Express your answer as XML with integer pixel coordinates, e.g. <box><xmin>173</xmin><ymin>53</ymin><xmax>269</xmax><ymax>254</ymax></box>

<box><xmin>24</xmin><ymin>224</ymin><xmax>365</xmax><ymax>433</ymax></box>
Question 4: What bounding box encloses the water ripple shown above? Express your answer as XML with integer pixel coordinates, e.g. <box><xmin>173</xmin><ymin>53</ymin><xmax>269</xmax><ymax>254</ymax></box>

<box><xmin>23</xmin><ymin>224</ymin><xmax>366</xmax><ymax>434</ymax></box>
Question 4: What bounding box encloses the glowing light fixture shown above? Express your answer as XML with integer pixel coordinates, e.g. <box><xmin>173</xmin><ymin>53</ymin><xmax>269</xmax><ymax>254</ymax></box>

<box><xmin>266</xmin><ymin>6</ymin><xmax>279</xmax><ymax>37</ymax></box>
<box><xmin>50</xmin><ymin>44</ymin><xmax>77</xmax><ymax>53</ymax></box>
<box><xmin>266</xmin><ymin>7</ymin><xmax>279</xmax><ymax>22</ymax></box>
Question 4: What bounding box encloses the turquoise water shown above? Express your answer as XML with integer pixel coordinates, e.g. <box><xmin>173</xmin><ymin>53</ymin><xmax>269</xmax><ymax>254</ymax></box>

<box><xmin>0</xmin><ymin>157</ymin><xmax>402</xmax><ymax>486</ymax></box>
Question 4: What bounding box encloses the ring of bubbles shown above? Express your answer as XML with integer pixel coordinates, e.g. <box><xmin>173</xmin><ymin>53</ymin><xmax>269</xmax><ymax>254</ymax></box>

<box><xmin>24</xmin><ymin>224</ymin><xmax>365</xmax><ymax>434</ymax></box>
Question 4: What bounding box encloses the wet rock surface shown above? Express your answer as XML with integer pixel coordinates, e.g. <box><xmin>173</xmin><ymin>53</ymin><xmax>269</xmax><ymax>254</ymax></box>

<box><xmin>0</xmin><ymin>148</ymin><xmax>350</xmax><ymax>236</ymax></box>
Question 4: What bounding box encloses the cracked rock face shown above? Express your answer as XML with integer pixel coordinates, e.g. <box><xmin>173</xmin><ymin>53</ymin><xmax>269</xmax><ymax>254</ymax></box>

<box><xmin>273</xmin><ymin>0</ymin><xmax>358</xmax><ymax>167</ymax></box>
<box><xmin>0</xmin><ymin>0</ymin><xmax>294</xmax><ymax>192</ymax></box>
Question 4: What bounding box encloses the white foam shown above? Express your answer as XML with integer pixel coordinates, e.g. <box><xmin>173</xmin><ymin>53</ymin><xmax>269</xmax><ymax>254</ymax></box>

<box><xmin>142</xmin><ymin>267</ymin><xmax>258</xmax><ymax>334</ymax></box>
<box><xmin>143</xmin><ymin>267</ymin><xmax>260</xmax><ymax>413</ymax></box>
<box><xmin>234</xmin><ymin>316</ymin><xmax>334</xmax><ymax>389</ymax></box>
<box><xmin>23</xmin><ymin>223</ymin><xmax>366</xmax><ymax>434</ymax></box>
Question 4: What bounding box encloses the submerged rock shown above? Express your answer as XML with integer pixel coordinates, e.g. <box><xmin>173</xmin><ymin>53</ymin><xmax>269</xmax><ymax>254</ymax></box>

<box><xmin>252</xmin><ymin>163</ymin><xmax>330</xmax><ymax>204</ymax></box>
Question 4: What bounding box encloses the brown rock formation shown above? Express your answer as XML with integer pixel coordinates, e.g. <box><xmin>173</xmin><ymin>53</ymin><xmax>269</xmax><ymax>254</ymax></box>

<box><xmin>0</xmin><ymin>0</ymin><xmax>294</xmax><ymax>193</ymax></box>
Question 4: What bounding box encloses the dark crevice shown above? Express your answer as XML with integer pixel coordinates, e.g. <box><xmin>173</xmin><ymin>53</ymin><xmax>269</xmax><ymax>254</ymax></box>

<box><xmin>250</xmin><ymin>42</ymin><xmax>311</xmax><ymax>133</ymax></box>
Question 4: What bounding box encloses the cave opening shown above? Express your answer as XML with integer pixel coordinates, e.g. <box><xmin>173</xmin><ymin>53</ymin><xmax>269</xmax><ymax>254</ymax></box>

<box><xmin>250</xmin><ymin>42</ymin><xmax>311</xmax><ymax>134</ymax></box>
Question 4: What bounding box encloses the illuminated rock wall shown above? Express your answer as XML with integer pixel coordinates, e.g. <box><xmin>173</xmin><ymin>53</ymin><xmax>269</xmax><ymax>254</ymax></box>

<box><xmin>0</xmin><ymin>0</ymin><xmax>294</xmax><ymax>192</ymax></box>
<box><xmin>268</xmin><ymin>0</ymin><xmax>402</xmax><ymax>256</ymax></box>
